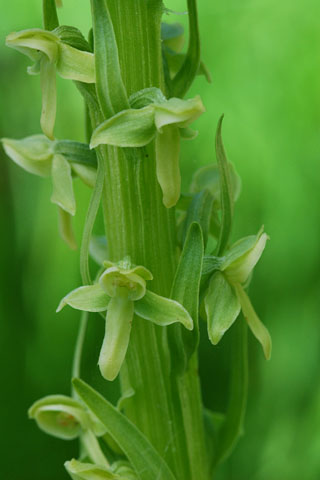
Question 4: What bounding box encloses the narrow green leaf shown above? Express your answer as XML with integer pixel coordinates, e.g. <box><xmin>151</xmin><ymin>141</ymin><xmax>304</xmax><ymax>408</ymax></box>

<box><xmin>134</xmin><ymin>290</ymin><xmax>193</xmax><ymax>330</ymax></box>
<box><xmin>58</xmin><ymin>207</ymin><xmax>77</xmax><ymax>250</ymax></box>
<box><xmin>40</xmin><ymin>58</ymin><xmax>57</xmax><ymax>140</ymax></box>
<box><xmin>99</xmin><ymin>297</ymin><xmax>133</xmax><ymax>381</ymax></box>
<box><xmin>90</xmin><ymin>107</ymin><xmax>156</xmax><ymax>149</ymax></box>
<box><xmin>155</xmin><ymin>126</ymin><xmax>181</xmax><ymax>208</ymax></box>
<box><xmin>72</xmin><ymin>379</ymin><xmax>177</xmax><ymax>480</ymax></box>
<box><xmin>90</xmin><ymin>0</ymin><xmax>129</xmax><ymax>118</ymax></box>
<box><xmin>215</xmin><ymin>115</ymin><xmax>234</xmax><ymax>255</ymax></box>
<box><xmin>182</xmin><ymin>190</ymin><xmax>213</xmax><ymax>248</ymax></box>
<box><xmin>51</xmin><ymin>154</ymin><xmax>76</xmax><ymax>215</ymax></box>
<box><xmin>171</xmin><ymin>0</ymin><xmax>200</xmax><ymax>98</ymax></box>
<box><xmin>42</xmin><ymin>0</ymin><xmax>59</xmax><ymax>31</ymax></box>
<box><xmin>168</xmin><ymin>222</ymin><xmax>203</xmax><ymax>374</ymax></box>
<box><xmin>57</xmin><ymin>284</ymin><xmax>110</xmax><ymax>312</ymax></box>
<box><xmin>235</xmin><ymin>284</ymin><xmax>272</xmax><ymax>360</ymax></box>
<box><xmin>204</xmin><ymin>271</ymin><xmax>241</xmax><ymax>345</ymax></box>
<box><xmin>213</xmin><ymin>317</ymin><xmax>248</xmax><ymax>467</ymax></box>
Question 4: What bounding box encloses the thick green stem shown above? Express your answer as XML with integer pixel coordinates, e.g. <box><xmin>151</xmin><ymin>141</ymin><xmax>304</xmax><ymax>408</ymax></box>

<box><xmin>98</xmin><ymin>1</ymin><xmax>208</xmax><ymax>478</ymax></box>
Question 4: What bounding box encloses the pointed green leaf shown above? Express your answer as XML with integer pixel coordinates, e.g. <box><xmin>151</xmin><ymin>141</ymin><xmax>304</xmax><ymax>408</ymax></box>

<box><xmin>99</xmin><ymin>297</ymin><xmax>133</xmax><ymax>381</ymax></box>
<box><xmin>213</xmin><ymin>317</ymin><xmax>248</xmax><ymax>467</ymax></box>
<box><xmin>1</xmin><ymin>135</ymin><xmax>53</xmax><ymax>177</ymax></box>
<box><xmin>205</xmin><ymin>271</ymin><xmax>241</xmax><ymax>345</ymax></box>
<box><xmin>224</xmin><ymin>230</ymin><xmax>269</xmax><ymax>284</ymax></box>
<box><xmin>235</xmin><ymin>284</ymin><xmax>272</xmax><ymax>360</ymax></box>
<box><xmin>57</xmin><ymin>284</ymin><xmax>110</xmax><ymax>312</ymax></box>
<box><xmin>51</xmin><ymin>154</ymin><xmax>76</xmax><ymax>215</ymax></box>
<box><xmin>182</xmin><ymin>190</ymin><xmax>213</xmax><ymax>248</ymax></box>
<box><xmin>90</xmin><ymin>106</ymin><xmax>156</xmax><ymax>149</ymax></box>
<box><xmin>58</xmin><ymin>207</ymin><xmax>77</xmax><ymax>250</ymax></box>
<box><xmin>73</xmin><ymin>379</ymin><xmax>177</xmax><ymax>480</ymax></box>
<box><xmin>28</xmin><ymin>395</ymin><xmax>88</xmax><ymax>440</ymax></box>
<box><xmin>169</xmin><ymin>222</ymin><xmax>203</xmax><ymax>374</ymax></box>
<box><xmin>91</xmin><ymin>0</ymin><xmax>129</xmax><ymax>118</ymax></box>
<box><xmin>40</xmin><ymin>57</ymin><xmax>57</xmax><ymax>139</ymax></box>
<box><xmin>171</xmin><ymin>0</ymin><xmax>200</xmax><ymax>98</ymax></box>
<box><xmin>155</xmin><ymin>126</ymin><xmax>181</xmax><ymax>208</ymax></box>
<box><xmin>42</xmin><ymin>0</ymin><xmax>59</xmax><ymax>31</ymax></box>
<box><xmin>57</xmin><ymin>43</ymin><xmax>95</xmax><ymax>83</ymax></box>
<box><xmin>215</xmin><ymin>115</ymin><xmax>234</xmax><ymax>255</ymax></box>
<box><xmin>154</xmin><ymin>96</ymin><xmax>205</xmax><ymax>131</ymax></box>
<box><xmin>134</xmin><ymin>290</ymin><xmax>193</xmax><ymax>330</ymax></box>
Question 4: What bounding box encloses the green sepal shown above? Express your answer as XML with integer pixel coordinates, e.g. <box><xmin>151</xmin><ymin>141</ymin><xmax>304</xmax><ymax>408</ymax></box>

<box><xmin>28</xmin><ymin>395</ymin><xmax>92</xmax><ymax>440</ymax></box>
<box><xmin>56</xmin><ymin>43</ymin><xmax>95</xmax><ymax>83</ymax></box>
<box><xmin>214</xmin><ymin>115</ymin><xmax>235</xmax><ymax>255</ymax></box>
<box><xmin>112</xmin><ymin>461</ymin><xmax>138</xmax><ymax>479</ymax></box>
<box><xmin>51</xmin><ymin>154</ymin><xmax>76</xmax><ymax>215</ymax></box>
<box><xmin>155</xmin><ymin>125</ymin><xmax>181</xmax><ymax>208</ymax></box>
<box><xmin>57</xmin><ymin>283</ymin><xmax>110</xmax><ymax>312</ymax></box>
<box><xmin>168</xmin><ymin>222</ymin><xmax>203</xmax><ymax>374</ymax></box>
<box><xmin>235</xmin><ymin>284</ymin><xmax>272</xmax><ymax>360</ymax></box>
<box><xmin>134</xmin><ymin>290</ymin><xmax>193</xmax><ymax>330</ymax></box>
<box><xmin>1</xmin><ymin>135</ymin><xmax>53</xmax><ymax>176</ymax></box>
<box><xmin>6</xmin><ymin>29</ymin><xmax>59</xmax><ymax>62</ymax></box>
<box><xmin>129</xmin><ymin>87</ymin><xmax>166</xmax><ymax>109</ymax></box>
<box><xmin>154</xmin><ymin>96</ymin><xmax>205</xmax><ymax>131</ymax></box>
<box><xmin>42</xmin><ymin>0</ymin><xmax>59</xmax><ymax>31</ymax></box>
<box><xmin>90</xmin><ymin>0</ymin><xmax>129</xmax><ymax>118</ymax></box>
<box><xmin>99</xmin><ymin>297</ymin><xmax>133</xmax><ymax>381</ymax></box>
<box><xmin>223</xmin><ymin>228</ymin><xmax>268</xmax><ymax>284</ymax></box>
<box><xmin>90</xmin><ymin>106</ymin><xmax>156</xmax><ymax>149</ymax></box>
<box><xmin>65</xmin><ymin>459</ymin><xmax>130</xmax><ymax>480</ymax></box>
<box><xmin>181</xmin><ymin>190</ymin><xmax>214</xmax><ymax>248</ymax></box>
<box><xmin>58</xmin><ymin>207</ymin><xmax>77</xmax><ymax>250</ymax></box>
<box><xmin>204</xmin><ymin>271</ymin><xmax>241</xmax><ymax>345</ymax></box>
<box><xmin>72</xmin><ymin>379</ymin><xmax>177</xmax><ymax>480</ymax></box>
<box><xmin>65</xmin><ymin>460</ymin><xmax>119</xmax><ymax>480</ymax></box>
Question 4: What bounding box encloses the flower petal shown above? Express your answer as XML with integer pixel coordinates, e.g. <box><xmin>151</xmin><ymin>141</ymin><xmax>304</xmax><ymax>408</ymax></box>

<box><xmin>57</xmin><ymin>43</ymin><xmax>95</xmax><ymax>83</ymax></box>
<box><xmin>154</xmin><ymin>95</ymin><xmax>205</xmax><ymax>131</ymax></box>
<box><xmin>40</xmin><ymin>57</ymin><xmax>57</xmax><ymax>140</ymax></box>
<box><xmin>155</xmin><ymin>125</ymin><xmax>181</xmax><ymax>208</ymax></box>
<box><xmin>57</xmin><ymin>284</ymin><xmax>110</xmax><ymax>312</ymax></box>
<box><xmin>98</xmin><ymin>297</ymin><xmax>133</xmax><ymax>381</ymax></box>
<box><xmin>224</xmin><ymin>229</ymin><xmax>268</xmax><ymax>284</ymax></box>
<box><xmin>134</xmin><ymin>290</ymin><xmax>193</xmax><ymax>330</ymax></box>
<box><xmin>235</xmin><ymin>283</ymin><xmax>272</xmax><ymax>360</ymax></box>
<box><xmin>51</xmin><ymin>154</ymin><xmax>76</xmax><ymax>215</ymax></box>
<box><xmin>204</xmin><ymin>271</ymin><xmax>241</xmax><ymax>345</ymax></box>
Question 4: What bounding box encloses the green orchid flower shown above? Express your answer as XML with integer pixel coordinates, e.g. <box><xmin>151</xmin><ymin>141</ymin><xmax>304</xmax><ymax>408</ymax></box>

<box><xmin>1</xmin><ymin>134</ymin><xmax>96</xmax><ymax>249</ymax></box>
<box><xmin>204</xmin><ymin>228</ymin><xmax>272</xmax><ymax>360</ymax></box>
<box><xmin>29</xmin><ymin>395</ymin><xmax>109</xmax><ymax>467</ymax></box>
<box><xmin>6</xmin><ymin>28</ymin><xmax>95</xmax><ymax>139</ymax></box>
<box><xmin>57</xmin><ymin>257</ymin><xmax>194</xmax><ymax>380</ymax></box>
<box><xmin>65</xmin><ymin>459</ymin><xmax>138</xmax><ymax>480</ymax></box>
<box><xmin>90</xmin><ymin>92</ymin><xmax>205</xmax><ymax>208</ymax></box>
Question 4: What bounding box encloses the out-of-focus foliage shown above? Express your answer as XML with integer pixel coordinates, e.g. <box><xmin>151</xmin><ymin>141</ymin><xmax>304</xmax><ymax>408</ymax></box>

<box><xmin>1</xmin><ymin>1</ymin><xmax>319</xmax><ymax>479</ymax></box>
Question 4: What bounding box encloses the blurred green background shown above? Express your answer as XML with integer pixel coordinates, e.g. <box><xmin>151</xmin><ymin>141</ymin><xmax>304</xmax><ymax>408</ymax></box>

<box><xmin>1</xmin><ymin>1</ymin><xmax>319</xmax><ymax>479</ymax></box>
